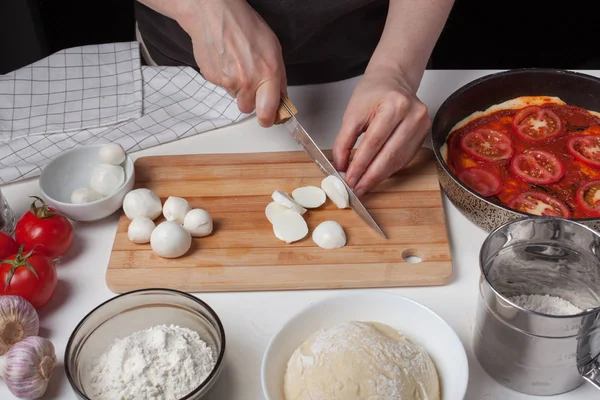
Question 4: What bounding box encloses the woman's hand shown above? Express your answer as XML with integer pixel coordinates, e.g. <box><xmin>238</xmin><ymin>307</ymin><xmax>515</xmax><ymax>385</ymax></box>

<box><xmin>177</xmin><ymin>0</ymin><xmax>287</xmax><ymax>127</ymax></box>
<box><xmin>332</xmin><ymin>65</ymin><xmax>431</xmax><ymax>197</ymax></box>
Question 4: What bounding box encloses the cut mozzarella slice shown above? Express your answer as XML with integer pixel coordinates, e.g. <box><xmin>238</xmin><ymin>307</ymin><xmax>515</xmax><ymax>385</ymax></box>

<box><xmin>312</xmin><ymin>221</ymin><xmax>346</xmax><ymax>249</ymax></box>
<box><xmin>271</xmin><ymin>190</ymin><xmax>307</xmax><ymax>215</ymax></box>
<box><xmin>321</xmin><ymin>175</ymin><xmax>349</xmax><ymax>209</ymax></box>
<box><xmin>265</xmin><ymin>201</ymin><xmax>289</xmax><ymax>224</ymax></box>
<box><xmin>271</xmin><ymin>210</ymin><xmax>309</xmax><ymax>243</ymax></box>
<box><xmin>291</xmin><ymin>186</ymin><xmax>326</xmax><ymax>208</ymax></box>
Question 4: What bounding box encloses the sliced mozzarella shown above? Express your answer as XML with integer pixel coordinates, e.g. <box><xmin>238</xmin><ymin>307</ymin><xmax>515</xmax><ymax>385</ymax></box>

<box><xmin>321</xmin><ymin>175</ymin><xmax>349</xmax><ymax>209</ymax></box>
<box><xmin>271</xmin><ymin>209</ymin><xmax>309</xmax><ymax>244</ymax></box>
<box><xmin>312</xmin><ymin>221</ymin><xmax>346</xmax><ymax>249</ymax></box>
<box><xmin>271</xmin><ymin>190</ymin><xmax>307</xmax><ymax>215</ymax></box>
<box><xmin>265</xmin><ymin>201</ymin><xmax>289</xmax><ymax>224</ymax></box>
<box><xmin>291</xmin><ymin>186</ymin><xmax>326</xmax><ymax>208</ymax></box>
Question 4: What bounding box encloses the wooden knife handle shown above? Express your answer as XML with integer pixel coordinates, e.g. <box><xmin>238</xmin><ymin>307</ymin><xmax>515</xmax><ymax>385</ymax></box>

<box><xmin>274</xmin><ymin>93</ymin><xmax>298</xmax><ymax>124</ymax></box>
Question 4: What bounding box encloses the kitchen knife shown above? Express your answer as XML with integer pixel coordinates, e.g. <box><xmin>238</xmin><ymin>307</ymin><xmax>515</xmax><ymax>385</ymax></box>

<box><xmin>274</xmin><ymin>94</ymin><xmax>386</xmax><ymax>238</ymax></box>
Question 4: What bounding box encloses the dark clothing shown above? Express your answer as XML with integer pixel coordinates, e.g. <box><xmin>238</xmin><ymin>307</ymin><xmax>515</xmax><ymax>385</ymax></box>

<box><xmin>134</xmin><ymin>0</ymin><xmax>388</xmax><ymax>85</ymax></box>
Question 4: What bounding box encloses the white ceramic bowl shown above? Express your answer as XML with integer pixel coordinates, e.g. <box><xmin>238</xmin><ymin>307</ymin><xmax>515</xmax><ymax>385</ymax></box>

<box><xmin>261</xmin><ymin>291</ymin><xmax>469</xmax><ymax>400</ymax></box>
<box><xmin>39</xmin><ymin>145</ymin><xmax>134</xmax><ymax>222</ymax></box>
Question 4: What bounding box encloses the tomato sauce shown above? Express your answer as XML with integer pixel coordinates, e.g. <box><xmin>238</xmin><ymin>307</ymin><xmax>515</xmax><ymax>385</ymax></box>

<box><xmin>445</xmin><ymin>102</ymin><xmax>600</xmax><ymax>219</ymax></box>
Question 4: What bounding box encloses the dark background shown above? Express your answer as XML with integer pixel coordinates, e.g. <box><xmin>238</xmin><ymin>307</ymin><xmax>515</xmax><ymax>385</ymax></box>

<box><xmin>1</xmin><ymin>0</ymin><xmax>599</xmax><ymax>75</ymax></box>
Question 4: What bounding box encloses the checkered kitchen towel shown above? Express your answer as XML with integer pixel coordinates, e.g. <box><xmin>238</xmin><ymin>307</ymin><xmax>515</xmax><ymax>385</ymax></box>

<box><xmin>0</xmin><ymin>42</ymin><xmax>250</xmax><ymax>184</ymax></box>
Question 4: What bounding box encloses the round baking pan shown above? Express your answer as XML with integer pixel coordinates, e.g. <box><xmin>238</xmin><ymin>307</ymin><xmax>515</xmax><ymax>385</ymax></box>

<box><xmin>431</xmin><ymin>68</ymin><xmax>600</xmax><ymax>232</ymax></box>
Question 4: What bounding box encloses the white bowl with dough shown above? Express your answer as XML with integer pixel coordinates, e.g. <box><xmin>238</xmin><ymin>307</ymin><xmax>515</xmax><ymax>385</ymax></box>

<box><xmin>261</xmin><ymin>291</ymin><xmax>469</xmax><ymax>400</ymax></box>
<box><xmin>39</xmin><ymin>145</ymin><xmax>135</xmax><ymax>222</ymax></box>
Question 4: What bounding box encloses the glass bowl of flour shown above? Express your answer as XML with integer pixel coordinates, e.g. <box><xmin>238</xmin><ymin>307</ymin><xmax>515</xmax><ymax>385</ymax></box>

<box><xmin>65</xmin><ymin>288</ymin><xmax>226</xmax><ymax>400</ymax></box>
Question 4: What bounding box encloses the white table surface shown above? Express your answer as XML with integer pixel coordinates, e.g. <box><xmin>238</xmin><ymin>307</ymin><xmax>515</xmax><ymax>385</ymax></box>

<box><xmin>1</xmin><ymin>69</ymin><xmax>598</xmax><ymax>400</ymax></box>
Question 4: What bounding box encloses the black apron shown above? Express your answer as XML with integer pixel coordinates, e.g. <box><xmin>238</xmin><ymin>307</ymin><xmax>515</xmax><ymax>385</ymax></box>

<box><xmin>134</xmin><ymin>0</ymin><xmax>388</xmax><ymax>85</ymax></box>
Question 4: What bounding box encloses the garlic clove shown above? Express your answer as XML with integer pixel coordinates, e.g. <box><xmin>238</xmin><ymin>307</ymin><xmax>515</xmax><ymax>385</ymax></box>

<box><xmin>127</xmin><ymin>217</ymin><xmax>156</xmax><ymax>244</ymax></box>
<box><xmin>98</xmin><ymin>143</ymin><xmax>127</xmax><ymax>165</ymax></box>
<box><xmin>162</xmin><ymin>196</ymin><xmax>191</xmax><ymax>224</ymax></box>
<box><xmin>265</xmin><ymin>201</ymin><xmax>288</xmax><ymax>224</ymax></box>
<box><xmin>321</xmin><ymin>175</ymin><xmax>349</xmax><ymax>209</ymax></box>
<box><xmin>1</xmin><ymin>336</ymin><xmax>57</xmax><ymax>399</ymax></box>
<box><xmin>150</xmin><ymin>221</ymin><xmax>192</xmax><ymax>258</ymax></box>
<box><xmin>271</xmin><ymin>190</ymin><xmax>307</xmax><ymax>215</ymax></box>
<box><xmin>122</xmin><ymin>188</ymin><xmax>163</xmax><ymax>221</ymax></box>
<box><xmin>312</xmin><ymin>220</ymin><xmax>347</xmax><ymax>249</ymax></box>
<box><xmin>0</xmin><ymin>296</ymin><xmax>39</xmax><ymax>356</ymax></box>
<box><xmin>291</xmin><ymin>186</ymin><xmax>326</xmax><ymax>208</ymax></box>
<box><xmin>70</xmin><ymin>187</ymin><xmax>105</xmax><ymax>204</ymax></box>
<box><xmin>271</xmin><ymin>209</ymin><xmax>309</xmax><ymax>243</ymax></box>
<box><xmin>89</xmin><ymin>164</ymin><xmax>125</xmax><ymax>196</ymax></box>
<box><xmin>183</xmin><ymin>209</ymin><xmax>213</xmax><ymax>237</ymax></box>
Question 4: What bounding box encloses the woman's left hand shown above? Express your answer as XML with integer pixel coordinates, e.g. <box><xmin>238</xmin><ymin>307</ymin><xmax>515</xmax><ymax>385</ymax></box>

<box><xmin>332</xmin><ymin>65</ymin><xmax>431</xmax><ymax>197</ymax></box>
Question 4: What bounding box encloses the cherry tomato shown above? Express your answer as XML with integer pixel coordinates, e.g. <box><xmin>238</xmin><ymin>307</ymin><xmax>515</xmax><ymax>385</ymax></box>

<box><xmin>576</xmin><ymin>180</ymin><xmax>600</xmax><ymax>217</ymax></box>
<box><xmin>15</xmin><ymin>196</ymin><xmax>73</xmax><ymax>260</ymax></box>
<box><xmin>512</xmin><ymin>106</ymin><xmax>563</xmax><ymax>142</ymax></box>
<box><xmin>458</xmin><ymin>167</ymin><xmax>503</xmax><ymax>197</ymax></box>
<box><xmin>508</xmin><ymin>191</ymin><xmax>571</xmax><ymax>218</ymax></box>
<box><xmin>459</xmin><ymin>129</ymin><xmax>514</xmax><ymax>162</ymax></box>
<box><xmin>510</xmin><ymin>149</ymin><xmax>565</xmax><ymax>185</ymax></box>
<box><xmin>0</xmin><ymin>246</ymin><xmax>57</xmax><ymax>309</ymax></box>
<box><xmin>0</xmin><ymin>231</ymin><xmax>18</xmax><ymax>260</ymax></box>
<box><xmin>567</xmin><ymin>135</ymin><xmax>600</xmax><ymax>168</ymax></box>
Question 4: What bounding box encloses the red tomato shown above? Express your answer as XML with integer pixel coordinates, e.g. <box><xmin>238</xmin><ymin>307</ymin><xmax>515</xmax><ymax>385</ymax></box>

<box><xmin>510</xmin><ymin>149</ymin><xmax>565</xmax><ymax>185</ymax></box>
<box><xmin>15</xmin><ymin>196</ymin><xmax>73</xmax><ymax>260</ymax></box>
<box><xmin>508</xmin><ymin>191</ymin><xmax>572</xmax><ymax>218</ymax></box>
<box><xmin>459</xmin><ymin>129</ymin><xmax>514</xmax><ymax>162</ymax></box>
<box><xmin>512</xmin><ymin>106</ymin><xmax>563</xmax><ymax>142</ymax></box>
<box><xmin>0</xmin><ymin>246</ymin><xmax>57</xmax><ymax>309</ymax></box>
<box><xmin>567</xmin><ymin>135</ymin><xmax>600</xmax><ymax>168</ymax></box>
<box><xmin>458</xmin><ymin>167</ymin><xmax>503</xmax><ymax>197</ymax></box>
<box><xmin>0</xmin><ymin>231</ymin><xmax>18</xmax><ymax>259</ymax></box>
<box><xmin>576</xmin><ymin>180</ymin><xmax>600</xmax><ymax>217</ymax></box>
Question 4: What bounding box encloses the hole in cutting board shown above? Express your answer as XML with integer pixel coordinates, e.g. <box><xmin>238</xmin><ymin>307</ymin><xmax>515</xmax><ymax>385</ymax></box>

<box><xmin>402</xmin><ymin>249</ymin><xmax>422</xmax><ymax>264</ymax></box>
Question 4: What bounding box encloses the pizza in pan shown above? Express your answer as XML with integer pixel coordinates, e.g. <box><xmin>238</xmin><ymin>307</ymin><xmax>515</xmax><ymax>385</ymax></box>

<box><xmin>441</xmin><ymin>96</ymin><xmax>600</xmax><ymax>219</ymax></box>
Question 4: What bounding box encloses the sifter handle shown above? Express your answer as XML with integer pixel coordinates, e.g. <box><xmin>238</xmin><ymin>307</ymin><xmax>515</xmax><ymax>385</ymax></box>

<box><xmin>274</xmin><ymin>93</ymin><xmax>298</xmax><ymax>124</ymax></box>
<box><xmin>583</xmin><ymin>363</ymin><xmax>600</xmax><ymax>390</ymax></box>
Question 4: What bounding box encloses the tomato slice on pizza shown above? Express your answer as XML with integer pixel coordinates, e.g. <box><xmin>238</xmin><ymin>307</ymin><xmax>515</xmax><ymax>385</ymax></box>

<box><xmin>458</xmin><ymin>167</ymin><xmax>502</xmax><ymax>197</ymax></box>
<box><xmin>512</xmin><ymin>106</ymin><xmax>563</xmax><ymax>142</ymax></box>
<box><xmin>510</xmin><ymin>149</ymin><xmax>565</xmax><ymax>184</ymax></box>
<box><xmin>508</xmin><ymin>191</ymin><xmax>571</xmax><ymax>218</ymax></box>
<box><xmin>576</xmin><ymin>180</ymin><xmax>600</xmax><ymax>217</ymax></box>
<box><xmin>567</xmin><ymin>135</ymin><xmax>600</xmax><ymax>168</ymax></box>
<box><xmin>459</xmin><ymin>129</ymin><xmax>514</xmax><ymax>162</ymax></box>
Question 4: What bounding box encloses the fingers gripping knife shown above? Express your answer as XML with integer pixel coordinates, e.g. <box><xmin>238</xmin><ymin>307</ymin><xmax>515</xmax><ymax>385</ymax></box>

<box><xmin>274</xmin><ymin>94</ymin><xmax>386</xmax><ymax>238</ymax></box>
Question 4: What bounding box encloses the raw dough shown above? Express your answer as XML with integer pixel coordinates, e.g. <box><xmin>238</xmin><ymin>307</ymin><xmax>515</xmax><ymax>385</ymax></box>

<box><xmin>283</xmin><ymin>321</ymin><xmax>440</xmax><ymax>400</ymax></box>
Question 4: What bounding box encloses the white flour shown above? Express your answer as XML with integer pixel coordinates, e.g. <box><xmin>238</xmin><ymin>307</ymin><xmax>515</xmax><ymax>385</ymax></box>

<box><xmin>89</xmin><ymin>324</ymin><xmax>216</xmax><ymax>400</ymax></box>
<box><xmin>509</xmin><ymin>294</ymin><xmax>582</xmax><ymax>316</ymax></box>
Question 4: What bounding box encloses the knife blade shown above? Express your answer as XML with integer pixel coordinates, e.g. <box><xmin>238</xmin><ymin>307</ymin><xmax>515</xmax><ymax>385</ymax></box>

<box><xmin>275</xmin><ymin>95</ymin><xmax>386</xmax><ymax>238</ymax></box>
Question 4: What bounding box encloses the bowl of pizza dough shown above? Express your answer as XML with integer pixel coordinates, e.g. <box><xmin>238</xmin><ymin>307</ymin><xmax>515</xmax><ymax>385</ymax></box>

<box><xmin>261</xmin><ymin>290</ymin><xmax>468</xmax><ymax>400</ymax></box>
<box><xmin>431</xmin><ymin>68</ymin><xmax>600</xmax><ymax>232</ymax></box>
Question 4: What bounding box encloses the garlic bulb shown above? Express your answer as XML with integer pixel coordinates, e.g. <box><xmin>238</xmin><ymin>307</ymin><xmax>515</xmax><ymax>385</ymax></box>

<box><xmin>0</xmin><ymin>296</ymin><xmax>39</xmax><ymax>355</ymax></box>
<box><xmin>0</xmin><ymin>336</ymin><xmax>57</xmax><ymax>399</ymax></box>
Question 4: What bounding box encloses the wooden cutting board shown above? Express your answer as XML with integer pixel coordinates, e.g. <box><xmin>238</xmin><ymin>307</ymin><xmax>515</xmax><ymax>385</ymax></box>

<box><xmin>106</xmin><ymin>148</ymin><xmax>452</xmax><ymax>293</ymax></box>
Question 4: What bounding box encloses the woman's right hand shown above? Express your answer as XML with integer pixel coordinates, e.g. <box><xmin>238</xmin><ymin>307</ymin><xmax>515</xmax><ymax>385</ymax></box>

<box><xmin>177</xmin><ymin>0</ymin><xmax>287</xmax><ymax>127</ymax></box>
